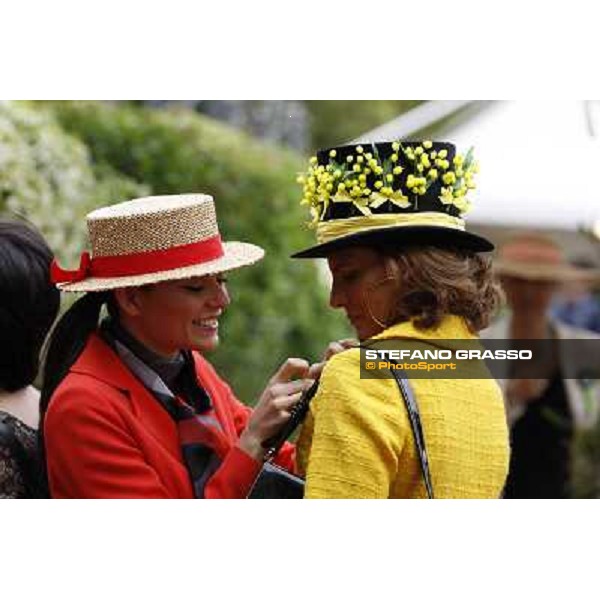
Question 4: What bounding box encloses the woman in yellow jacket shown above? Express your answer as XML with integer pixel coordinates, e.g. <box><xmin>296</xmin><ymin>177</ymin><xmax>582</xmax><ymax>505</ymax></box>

<box><xmin>292</xmin><ymin>141</ymin><xmax>510</xmax><ymax>498</ymax></box>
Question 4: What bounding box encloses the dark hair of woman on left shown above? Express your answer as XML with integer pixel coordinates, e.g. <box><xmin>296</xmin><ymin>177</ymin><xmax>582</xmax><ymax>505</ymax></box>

<box><xmin>0</xmin><ymin>220</ymin><xmax>60</xmax><ymax>498</ymax></box>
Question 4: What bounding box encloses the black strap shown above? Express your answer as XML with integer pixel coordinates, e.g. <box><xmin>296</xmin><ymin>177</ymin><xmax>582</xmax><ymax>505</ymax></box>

<box><xmin>389</xmin><ymin>367</ymin><xmax>435</xmax><ymax>499</ymax></box>
<box><xmin>262</xmin><ymin>378</ymin><xmax>320</xmax><ymax>461</ymax></box>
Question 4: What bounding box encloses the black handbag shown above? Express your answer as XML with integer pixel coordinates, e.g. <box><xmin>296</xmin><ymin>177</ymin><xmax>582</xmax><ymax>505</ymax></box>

<box><xmin>247</xmin><ymin>380</ymin><xmax>319</xmax><ymax>499</ymax></box>
<box><xmin>247</xmin><ymin>462</ymin><xmax>305</xmax><ymax>499</ymax></box>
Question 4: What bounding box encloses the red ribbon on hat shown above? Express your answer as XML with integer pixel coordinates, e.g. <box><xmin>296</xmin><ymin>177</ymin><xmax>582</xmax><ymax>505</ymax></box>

<box><xmin>51</xmin><ymin>236</ymin><xmax>224</xmax><ymax>284</ymax></box>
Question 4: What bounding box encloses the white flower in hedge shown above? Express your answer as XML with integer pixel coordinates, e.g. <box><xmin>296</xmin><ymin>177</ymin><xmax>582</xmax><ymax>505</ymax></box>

<box><xmin>0</xmin><ymin>101</ymin><xmax>147</xmax><ymax>267</ymax></box>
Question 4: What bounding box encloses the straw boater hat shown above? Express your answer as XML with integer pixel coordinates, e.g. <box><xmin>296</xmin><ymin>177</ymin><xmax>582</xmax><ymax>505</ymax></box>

<box><xmin>51</xmin><ymin>194</ymin><xmax>264</xmax><ymax>293</ymax></box>
<box><xmin>292</xmin><ymin>140</ymin><xmax>493</xmax><ymax>258</ymax></box>
<box><xmin>493</xmin><ymin>233</ymin><xmax>600</xmax><ymax>282</ymax></box>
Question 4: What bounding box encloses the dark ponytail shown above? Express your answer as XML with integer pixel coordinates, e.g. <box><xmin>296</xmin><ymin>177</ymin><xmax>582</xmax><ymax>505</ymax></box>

<box><xmin>37</xmin><ymin>291</ymin><xmax>110</xmax><ymax>496</ymax></box>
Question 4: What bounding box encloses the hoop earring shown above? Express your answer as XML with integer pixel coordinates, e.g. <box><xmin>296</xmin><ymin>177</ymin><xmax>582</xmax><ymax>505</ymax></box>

<box><xmin>362</xmin><ymin>274</ymin><xmax>398</xmax><ymax>332</ymax></box>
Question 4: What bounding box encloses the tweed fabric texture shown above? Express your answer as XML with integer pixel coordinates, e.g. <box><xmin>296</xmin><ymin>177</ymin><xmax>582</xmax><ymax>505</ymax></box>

<box><xmin>296</xmin><ymin>315</ymin><xmax>510</xmax><ymax>498</ymax></box>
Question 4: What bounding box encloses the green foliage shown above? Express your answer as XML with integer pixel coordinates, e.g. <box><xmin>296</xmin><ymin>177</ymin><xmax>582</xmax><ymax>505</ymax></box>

<box><xmin>571</xmin><ymin>425</ymin><xmax>600</xmax><ymax>498</ymax></box>
<box><xmin>43</xmin><ymin>101</ymin><xmax>349</xmax><ymax>403</ymax></box>
<box><xmin>0</xmin><ymin>102</ymin><xmax>148</xmax><ymax>267</ymax></box>
<box><xmin>306</xmin><ymin>101</ymin><xmax>422</xmax><ymax>151</ymax></box>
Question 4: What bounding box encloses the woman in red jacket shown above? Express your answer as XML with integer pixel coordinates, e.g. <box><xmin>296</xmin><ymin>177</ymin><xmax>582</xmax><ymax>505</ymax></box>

<box><xmin>41</xmin><ymin>194</ymin><xmax>314</xmax><ymax>498</ymax></box>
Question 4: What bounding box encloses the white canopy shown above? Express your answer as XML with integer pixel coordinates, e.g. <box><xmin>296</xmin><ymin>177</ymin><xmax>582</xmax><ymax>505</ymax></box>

<box><xmin>356</xmin><ymin>101</ymin><xmax>600</xmax><ymax>234</ymax></box>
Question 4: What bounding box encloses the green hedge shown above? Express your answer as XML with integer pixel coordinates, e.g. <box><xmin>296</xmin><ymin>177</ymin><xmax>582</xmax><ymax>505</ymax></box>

<box><xmin>42</xmin><ymin>101</ymin><xmax>349</xmax><ymax>403</ymax></box>
<box><xmin>0</xmin><ymin>102</ymin><xmax>148</xmax><ymax>265</ymax></box>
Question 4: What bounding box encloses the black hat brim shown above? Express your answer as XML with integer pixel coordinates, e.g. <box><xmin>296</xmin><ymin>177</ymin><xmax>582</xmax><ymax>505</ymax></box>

<box><xmin>291</xmin><ymin>226</ymin><xmax>494</xmax><ymax>258</ymax></box>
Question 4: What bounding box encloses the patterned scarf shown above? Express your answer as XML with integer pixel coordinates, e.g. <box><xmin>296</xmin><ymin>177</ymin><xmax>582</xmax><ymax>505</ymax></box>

<box><xmin>100</xmin><ymin>320</ymin><xmax>231</xmax><ymax>498</ymax></box>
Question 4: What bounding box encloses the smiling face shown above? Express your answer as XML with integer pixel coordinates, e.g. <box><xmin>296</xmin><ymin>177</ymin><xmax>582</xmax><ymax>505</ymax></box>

<box><xmin>113</xmin><ymin>274</ymin><xmax>231</xmax><ymax>358</ymax></box>
<box><xmin>327</xmin><ymin>246</ymin><xmax>399</xmax><ymax>340</ymax></box>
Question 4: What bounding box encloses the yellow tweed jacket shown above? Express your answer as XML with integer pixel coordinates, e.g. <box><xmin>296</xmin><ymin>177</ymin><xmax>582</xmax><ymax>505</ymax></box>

<box><xmin>296</xmin><ymin>315</ymin><xmax>510</xmax><ymax>498</ymax></box>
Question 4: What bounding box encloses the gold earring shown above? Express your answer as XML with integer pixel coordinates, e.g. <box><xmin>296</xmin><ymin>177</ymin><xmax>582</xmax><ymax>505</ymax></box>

<box><xmin>362</xmin><ymin>274</ymin><xmax>398</xmax><ymax>332</ymax></box>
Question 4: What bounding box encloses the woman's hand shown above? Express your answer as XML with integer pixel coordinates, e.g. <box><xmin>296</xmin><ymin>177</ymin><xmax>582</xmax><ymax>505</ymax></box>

<box><xmin>308</xmin><ymin>338</ymin><xmax>359</xmax><ymax>379</ymax></box>
<box><xmin>239</xmin><ymin>358</ymin><xmax>314</xmax><ymax>461</ymax></box>
<box><xmin>322</xmin><ymin>338</ymin><xmax>359</xmax><ymax>361</ymax></box>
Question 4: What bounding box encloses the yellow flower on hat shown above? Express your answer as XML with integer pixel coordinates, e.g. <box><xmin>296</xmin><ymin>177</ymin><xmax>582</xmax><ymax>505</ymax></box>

<box><xmin>442</xmin><ymin>172</ymin><xmax>456</xmax><ymax>185</ymax></box>
<box><xmin>439</xmin><ymin>186</ymin><xmax>454</xmax><ymax>205</ymax></box>
<box><xmin>297</xmin><ymin>142</ymin><xmax>478</xmax><ymax>224</ymax></box>
<box><xmin>332</xmin><ymin>191</ymin><xmax>353</xmax><ymax>203</ymax></box>
<box><xmin>453</xmin><ymin>196</ymin><xmax>471</xmax><ymax>213</ymax></box>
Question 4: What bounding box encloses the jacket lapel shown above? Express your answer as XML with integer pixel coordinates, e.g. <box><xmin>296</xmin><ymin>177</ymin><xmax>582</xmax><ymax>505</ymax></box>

<box><xmin>70</xmin><ymin>333</ymin><xmax>182</xmax><ymax>458</ymax></box>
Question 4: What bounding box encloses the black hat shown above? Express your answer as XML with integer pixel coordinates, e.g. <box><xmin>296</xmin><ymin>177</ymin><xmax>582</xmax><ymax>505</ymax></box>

<box><xmin>292</xmin><ymin>140</ymin><xmax>493</xmax><ymax>258</ymax></box>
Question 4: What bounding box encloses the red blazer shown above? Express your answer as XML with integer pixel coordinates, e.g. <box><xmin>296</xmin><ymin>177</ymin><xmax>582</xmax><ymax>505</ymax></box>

<box><xmin>44</xmin><ymin>333</ymin><xmax>295</xmax><ymax>498</ymax></box>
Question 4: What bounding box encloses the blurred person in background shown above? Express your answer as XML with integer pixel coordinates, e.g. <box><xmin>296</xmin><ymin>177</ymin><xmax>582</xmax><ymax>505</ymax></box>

<box><xmin>551</xmin><ymin>258</ymin><xmax>600</xmax><ymax>333</ymax></box>
<box><xmin>41</xmin><ymin>194</ymin><xmax>319</xmax><ymax>499</ymax></box>
<box><xmin>292</xmin><ymin>141</ymin><xmax>509</xmax><ymax>498</ymax></box>
<box><xmin>0</xmin><ymin>220</ymin><xmax>60</xmax><ymax>498</ymax></box>
<box><xmin>483</xmin><ymin>233</ymin><xmax>600</xmax><ymax>498</ymax></box>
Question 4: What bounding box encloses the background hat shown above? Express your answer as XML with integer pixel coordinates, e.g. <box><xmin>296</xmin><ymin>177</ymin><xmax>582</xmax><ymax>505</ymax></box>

<box><xmin>494</xmin><ymin>233</ymin><xmax>600</xmax><ymax>282</ymax></box>
<box><xmin>51</xmin><ymin>194</ymin><xmax>264</xmax><ymax>292</ymax></box>
<box><xmin>292</xmin><ymin>140</ymin><xmax>493</xmax><ymax>258</ymax></box>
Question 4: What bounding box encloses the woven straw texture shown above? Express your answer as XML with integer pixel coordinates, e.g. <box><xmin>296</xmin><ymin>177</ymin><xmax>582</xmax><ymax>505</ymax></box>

<box><xmin>88</xmin><ymin>195</ymin><xmax>218</xmax><ymax>257</ymax></box>
<box><xmin>59</xmin><ymin>194</ymin><xmax>265</xmax><ymax>292</ymax></box>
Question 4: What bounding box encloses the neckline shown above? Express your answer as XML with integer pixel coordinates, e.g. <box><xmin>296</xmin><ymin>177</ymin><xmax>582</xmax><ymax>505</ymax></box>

<box><xmin>0</xmin><ymin>409</ymin><xmax>37</xmax><ymax>433</ymax></box>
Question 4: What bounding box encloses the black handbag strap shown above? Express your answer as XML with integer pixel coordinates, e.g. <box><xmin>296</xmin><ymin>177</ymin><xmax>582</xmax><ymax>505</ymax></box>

<box><xmin>389</xmin><ymin>367</ymin><xmax>435</xmax><ymax>499</ymax></box>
